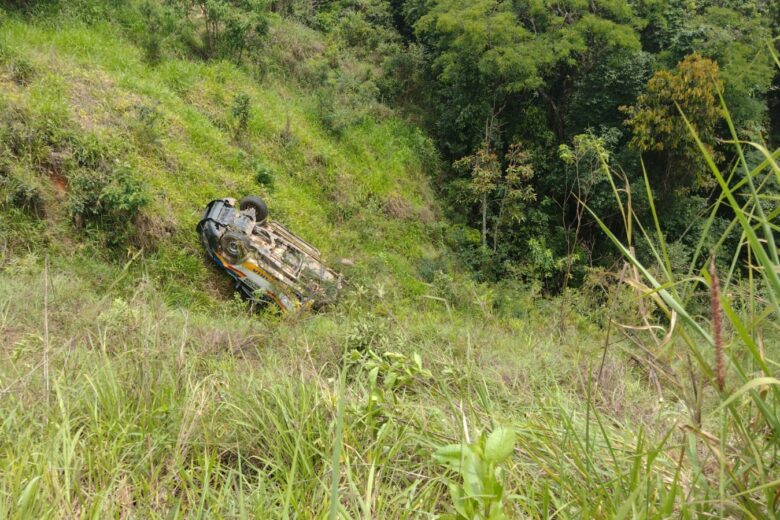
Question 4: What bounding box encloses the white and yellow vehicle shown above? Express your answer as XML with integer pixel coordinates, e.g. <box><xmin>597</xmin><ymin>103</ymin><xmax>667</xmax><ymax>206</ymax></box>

<box><xmin>196</xmin><ymin>196</ymin><xmax>342</xmax><ymax>312</ymax></box>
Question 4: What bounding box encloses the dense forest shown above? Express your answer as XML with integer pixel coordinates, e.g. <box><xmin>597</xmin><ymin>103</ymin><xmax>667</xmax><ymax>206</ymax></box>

<box><xmin>1</xmin><ymin>0</ymin><xmax>779</xmax><ymax>517</ymax></box>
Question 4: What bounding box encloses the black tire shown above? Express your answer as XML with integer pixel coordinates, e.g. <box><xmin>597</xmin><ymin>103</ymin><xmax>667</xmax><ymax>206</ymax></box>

<box><xmin>219</xmin><ymin>231</ymin><xmax>250</xmax><ymax>264</ymax></box>
<box><xmin>239</xmin><ymin>195</ymin><xmax>268</xmax><ymax>222</ymax></box>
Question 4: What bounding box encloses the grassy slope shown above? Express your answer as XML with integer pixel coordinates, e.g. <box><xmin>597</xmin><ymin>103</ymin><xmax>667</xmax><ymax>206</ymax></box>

<box><xmin>1</xmin><ymin>16</ymin><xmax>440</xmax><ymax>306</ymax></box>
<box><xmin>0</xmin><ymin>14</ymin><xmax>665</xmax><ymax>519</ymax></box>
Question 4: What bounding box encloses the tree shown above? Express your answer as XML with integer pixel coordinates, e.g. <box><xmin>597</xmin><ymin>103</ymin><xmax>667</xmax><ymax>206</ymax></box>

<box><xmin>414</xmin><ymin>0</ymin><xmax>542</xmax><ymax>156</ymax></box>
<box><xmin>454</xmin><ymin>137</ymin><xmax>535</xmax><ymax>251</ymax></box>
<box><xmin>177</xmin><ymin>0</ymin><xmax>269</xmax><ymax>61</ymax></box>
<box><xmin>492</xmin><ymin>141</ymin><xmax>535</xmax><ymax>252</ymax></box>
<box><xmin>649</xmin><ymin>0</ymin><xmax>775</xmax><ymax>132</ymax></box>
<box><xmin>622</xmin><ymin>53</ymin><xmax>723</xmax><ymax>192</ymax></box>
<box><xmin>454</xmin><ymin>140</ymin><xmax>500</xmax><ymax>249</ymax></box>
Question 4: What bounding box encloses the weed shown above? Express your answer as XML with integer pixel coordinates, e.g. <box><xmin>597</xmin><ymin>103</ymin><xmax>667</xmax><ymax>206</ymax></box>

<box><xmin>139</xmin><ymin>1</ymin><xmax>163</xmax><ymax>64</ymax></box>
<box><xmin>9</xmin><ymin>57</ymin><xmax>35</xmax><ymax>85</ymax></box>
<box><xmin>230</xmin><ymin>92</ymin><xmax>251</xmax><ymax>138</ymax></box>
<box><xmin>587</xmin><ymin>93</ymin><xmax>780</xmax><ymax>516</ymax></box>
<box><xmin>9</xmin><ymin>178</ymin><xmax>44</xmax><ymax>215</ymax></box>
<box><xmin>434</xmin><ymin>426</ymin><xmax>516</xmax><ymax>519</ymax></box>
<box><xmin>132</xmin><ymin>102</ymin><xmax>163</xmax><ymax>147</ymax></box>
<box><xmin>252</xmin><ymin>159</ymin><xmax>274</xmax><ymax>189</ymax></box>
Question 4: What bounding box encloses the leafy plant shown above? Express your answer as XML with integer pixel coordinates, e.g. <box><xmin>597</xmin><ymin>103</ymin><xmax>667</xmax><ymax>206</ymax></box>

<box><xmin>68</xmin><ymin>163</ymin><xmax>149</xmax><ymax>243</ymax></box>
<box><xmin>230</xmin><ymin>92</ymin><xmax>251</xmax><ymax>138</ymax></box>
<box><xmin>453</xmin><ymin>138</ymin><xmax>535</xmax><ymax>251</ymax></box>
<box><xmin>173</xmin><ymin>0</ymin><xmax>270</xmax><ymax>61</ymax></box>
<box><xmin>132</xmin><ymin>102</ymin><xmax>163</xmax><ymax>147</ymax></box>
<box><xmin>9</xmin><ymin>57</ymin><xmax>35</xmax><ymax>85</ymax></box>
<box><xmin>252</xmin><ymin>159</ymin><xmax>274</xmax><ymax>189</ymax></box>
<box><xmin>434</xmin><ymin>426</ymin><xmax>516</xmax><ymax>520</ymax></box>
<box><xmin>139</xmin><ymin>1</ymin><xmax>164</xmax><ymax>64</ymax></box>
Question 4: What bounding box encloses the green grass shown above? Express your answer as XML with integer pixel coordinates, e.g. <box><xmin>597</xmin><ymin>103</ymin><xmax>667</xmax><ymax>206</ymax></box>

<box><xmin>1</xmin><ymin>256</ymin><xmax>664</xmax><ymax>518</ymax></box>
<box><xmin>0</xmin><ymin>16</ymin><xmax>439</xmax><ymax>308</ymax></box>
<box><xmin>1</xmin><ymin>8</ymin><xmax>779</xmax><ymax>520</ymax></box>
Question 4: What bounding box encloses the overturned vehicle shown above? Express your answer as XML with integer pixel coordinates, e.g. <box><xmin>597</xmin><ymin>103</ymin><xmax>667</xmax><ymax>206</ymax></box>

<box><xmin>197</xmin><ymin>195</ymin><xmax>342</xmax><ymax>312</ymax></box>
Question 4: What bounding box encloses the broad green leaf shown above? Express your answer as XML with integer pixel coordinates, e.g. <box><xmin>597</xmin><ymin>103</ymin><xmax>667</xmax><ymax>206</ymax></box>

<box><xmin>449</xmin><ymin>482</ymin><xmax>469</xmax><ymax>517</ymax></box>
<box><xmin>434</xmin><ymin>443</ymin><xmax>466</xmax><ymax>471</ymax></box>
<box><xmin>485</xmin><ymin>426</ymin><xmax>515</xmax><ymax>464</ymax></box>
<box><xmin>368</xmin><ymin>366</ymin><xmax>379</xmax><ymax>387</ymax></box>
<box><xmin>461</xmin><ymin>449</ymin><xmax>484</xmax><ymax>498</ymax></box>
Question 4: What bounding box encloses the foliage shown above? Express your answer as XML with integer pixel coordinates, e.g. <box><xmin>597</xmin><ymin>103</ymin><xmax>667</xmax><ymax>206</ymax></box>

<box><xmin>0</xmin><ymin>157</ymin><xmax>45</xmax><ymax>216</ymax></box>
<box><xmin>131</xmin><ymin>102</ymin><xmax>163</xmax><ymax>146</ymax></box>
<box><xmin>0</xmin><ymin>3</ymin><xmax>779</xmax><ymax>518</ymax></box>
<box><xmin>230</xmin><ymin>92</ymin><xmax>252</xmax><ymax>137</ymax></box>
<box><xmin>7</xmin><ymin>0</ymin><xmax>775</xmax><ymax>291</ymax></box>
<box><xmin>252</xmin><ymin>158</ymin><xmax>274</xmax><ymax>188</ymax></box>
<box><xmin>623</xmin><ymin>53</ymin><xmax>724</xmax><ymax>192</ymax></box>
<box><xmin>453</xmin><ymin>141</ymin><xmax>500</xmax><ymax>248</ymax></box>
<box><xmin>390</xmin><ymin>0</ymin><xmax>777</xmax><ymax>288</ymax></box>
<box><xmin>176</xmin><ymin>0</ymin><xmax>271</xmax><ymax>61</ymax></box>
<box><xmin>434</xmin><ymin>426</ymin><xmax>516</xmax><ymax>520</ymax></box>
<box><xmin>453</xmin><ymin>139</ymin><xmax>535</xmax><ymax>251</ymax></box>
<box><xmin>67</xmin><ymin>164</ymin><xmax>149</xmax><ymax>243</ymax></box>
<box><xmin>588</xmin><ymin>97</ymin><xmax>780</xmax><ymax>518</ymax></box>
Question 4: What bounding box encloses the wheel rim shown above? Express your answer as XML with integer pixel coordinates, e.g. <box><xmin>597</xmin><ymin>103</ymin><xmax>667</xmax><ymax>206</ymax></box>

<box><xmin>226</xmin><ymin>240</ymin><xmax>240</xmax><ymax>255</ymax></box>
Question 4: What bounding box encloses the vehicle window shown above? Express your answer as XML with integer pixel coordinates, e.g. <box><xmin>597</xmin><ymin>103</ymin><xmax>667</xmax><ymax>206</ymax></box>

<box><xmin>283</xmin><ymin>248</ymin><xmax>304</xmax><ymax>272</ymax></box>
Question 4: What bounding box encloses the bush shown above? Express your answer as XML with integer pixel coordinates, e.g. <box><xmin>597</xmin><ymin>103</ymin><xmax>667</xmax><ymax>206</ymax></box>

<box><xmin>252</xmin><ymin>159</ymin><xmax>274</xmax><ymax>189</ymax></box>
<box><xmin>169</xmin><ymin>0</ymin><xmax>270</xmax><ymax>62</ymax></box>
<box><xmin>138</xmin><ymin>1</ymin><xmax>164</xmax><ymax>64</ymax></box>
<box><xmin>68</xmin><ymin>163</ymin><xmax>149</xmax><ymax>244</ymax></box>
<box><xmin>0</xmin><ymin>104</ymin><xmax>59</xmax><ymax>167</ymax></box>
<box><xmin>0</xmin><ymin>156</ymin><xmax>45</xmax><ymax>216</ymax></box>
<box><xmin>230</xmin><ymin>92</ymin><xmax>251</xmax><ymax>138</ymax></box>
<box><xmin>131</xmin><ymin>102</ymin><xmax>163</xmax><ymax>147</ymax></box>
<box><xmin>68</xmin><ymin>133</ymin><xmax>114</xmax><ymax>170</ymax></box>
<box><xmin>9</xmin><ymin>179</ymin><xmax>44</xmax><ymax>215</ymax></box>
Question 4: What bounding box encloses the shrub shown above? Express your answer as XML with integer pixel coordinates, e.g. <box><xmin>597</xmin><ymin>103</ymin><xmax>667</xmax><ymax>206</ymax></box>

<box><xmin>69</xmin><ymin>133</ymin><xmax>114</xmax><ymax>170</ymax></box>
<box><xmin>230</xmin><ymin>92</ymin><xmax>251</xmax><ymax>137</ymax></box>
<box><xmin>68</xmin><ymin>163</ymin><xmax>149</xmax><ymax>244</ymax></box>
<box><xmin>170</xmin><ymin>0</ymin><xmax>270</xmax><ymax>61</ymax></box>
<box><xmin>0</xmin><ymin>104</ymin><xmax>58</xmax><ymax>166</ymax></box>
<box><xmin>132</xmin><ymin>102</ymin><xmax>163</xmax><ymax>147</ymax></box>
<box><xmin>252</xmin><ymin>159</ymin><xmax>274</xmax><ymax>189</ymax></box>
<box><xmin>9</xmin><ymin>179</ymin><xmax>44</xmax><ymax>215</ymax></box>
<box><xmin>138</xmin><ymin>1</ymin><xmax>164</xmax><ymax>64</ymax></box>
<box><xmin>0</xmin><ymin>156</ymin><xmax>45</xmax><ymax>216</ymax></box>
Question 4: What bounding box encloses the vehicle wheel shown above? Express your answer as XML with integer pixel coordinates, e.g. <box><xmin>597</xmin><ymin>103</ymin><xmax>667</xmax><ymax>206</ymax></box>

<box><xmin>239</xmin><ymin>195</ymin><xmax>268</xmax><ymax>222</ymax></box>
<box><xmin>219</xmin><ymin>231</ymin><xmax>250</xmax><ymax>264</ymax></box>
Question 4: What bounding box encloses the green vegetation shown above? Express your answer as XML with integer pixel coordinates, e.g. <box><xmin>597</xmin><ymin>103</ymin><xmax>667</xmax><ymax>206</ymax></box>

<box><xmin>0</xmin><ymin>0</ymin><xmax>778</xmax><ymax>518</ymax></box>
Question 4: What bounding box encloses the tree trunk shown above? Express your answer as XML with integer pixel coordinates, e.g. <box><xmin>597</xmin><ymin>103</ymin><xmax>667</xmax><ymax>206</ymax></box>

<box><xmin>481</xmin><ymin>193</ymin><xmax>487</xmax><ymax>249</ymax></box>
<box><xmin>493</xmin><ymin>193</ymin><xmax>506</xmax><ymax>252</ymax></box>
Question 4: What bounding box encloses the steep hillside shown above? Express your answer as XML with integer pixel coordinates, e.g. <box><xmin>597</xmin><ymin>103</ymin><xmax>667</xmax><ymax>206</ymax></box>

<box><xmin>0</xmin><ymin>11</ymin><xmax>642</xmax><ymax>518</ymax></box>
<box><xmin>0</xmin><ymin>15</ymin><xmax>443</xmax><ymax>309</ymax></box>
<box><xmin>2</xmin><ymin>5</ymin><xmax>778</xmax><ymax>519</ymax></box>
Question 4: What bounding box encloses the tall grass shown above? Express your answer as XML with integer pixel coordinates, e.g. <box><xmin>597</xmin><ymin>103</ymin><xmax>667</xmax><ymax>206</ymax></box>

<box><xmin>586</xmin><ymin>55</ymin><xmax>780</xmax><ymax>515</ymax></box>
<box><xmin>0</xmin><ymin>255</ymin><xmax>680</xmax><ymax>518</ymax></box>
